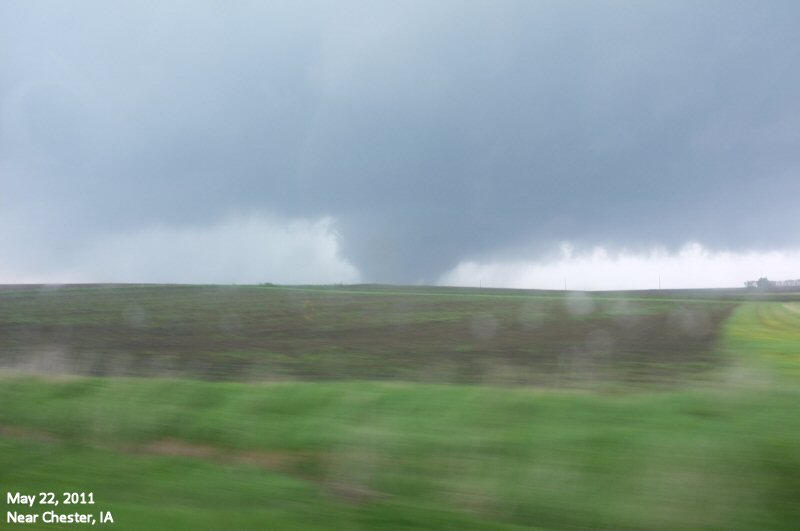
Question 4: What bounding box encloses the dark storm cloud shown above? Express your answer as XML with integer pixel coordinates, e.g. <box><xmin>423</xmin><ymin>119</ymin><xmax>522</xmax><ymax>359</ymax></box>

<box><xmin>2</xmin><ymin>1</ymin><xmax>800</xmax><ymax>282</ymax></box>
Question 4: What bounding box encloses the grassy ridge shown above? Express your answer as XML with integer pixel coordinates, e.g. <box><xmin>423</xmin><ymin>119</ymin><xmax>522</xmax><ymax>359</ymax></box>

<box><xmin>723</xmin><ymin>301</ymin><xmax>800</xmax><ymax>376</ymax></box>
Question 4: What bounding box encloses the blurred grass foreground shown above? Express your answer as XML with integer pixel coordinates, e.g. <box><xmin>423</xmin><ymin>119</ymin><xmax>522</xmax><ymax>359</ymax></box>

<box><xmin>2</xmin><ymin>284</ymin><xmax>800</xmax><ymax>530</ymax></box>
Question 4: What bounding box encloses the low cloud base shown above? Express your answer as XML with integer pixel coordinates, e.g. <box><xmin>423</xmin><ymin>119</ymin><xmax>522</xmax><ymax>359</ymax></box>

<box><xmin>438</xmin><ymin>243</ymin><xmax>800</xmax><ymax>291</ymax></box>
<box><xmin>1</xmin><ymin>213</ymin><xmax>360</xmax><ymax>285</ymax></box>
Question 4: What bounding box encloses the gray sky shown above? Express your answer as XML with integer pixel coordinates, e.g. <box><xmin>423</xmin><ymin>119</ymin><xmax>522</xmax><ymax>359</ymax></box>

<box><xmin>2</xmin><ymin>1</ymin><xmax>800</xmax><ymax>287</ymax></box>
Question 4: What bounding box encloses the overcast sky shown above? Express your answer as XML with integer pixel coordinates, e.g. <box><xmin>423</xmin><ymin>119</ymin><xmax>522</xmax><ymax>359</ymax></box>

<box><xmin>2</xmin><ymin>1</ymin><xmax>799</xmax><ymax>288</ymax></box>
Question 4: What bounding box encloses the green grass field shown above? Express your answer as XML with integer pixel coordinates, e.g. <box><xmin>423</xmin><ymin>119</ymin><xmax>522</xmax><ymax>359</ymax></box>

<box><xmin>2</xmin><ymin>285</ymin><xmax>799</xmax><ymax>529</ymax></box>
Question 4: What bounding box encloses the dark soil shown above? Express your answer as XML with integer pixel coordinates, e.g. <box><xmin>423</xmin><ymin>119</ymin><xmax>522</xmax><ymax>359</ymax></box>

<box><xmin>0</xmin><ymin>284</ymin><xmax>738</xmax><ymax>385</ymax></box>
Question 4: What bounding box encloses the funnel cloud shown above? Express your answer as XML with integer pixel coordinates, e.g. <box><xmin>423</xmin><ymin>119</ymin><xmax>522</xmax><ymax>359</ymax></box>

<box><xmin>2</xmin><ymin>1</ymin><xmax>800</xmax><ymax>286</ymax></box>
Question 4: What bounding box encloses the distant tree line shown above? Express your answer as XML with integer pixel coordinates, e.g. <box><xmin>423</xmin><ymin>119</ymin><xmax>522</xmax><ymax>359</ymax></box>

<box><xmin>744</xmin><ymin>277</ymin><xmax>800</xmax><ymax>289</ymax></box>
